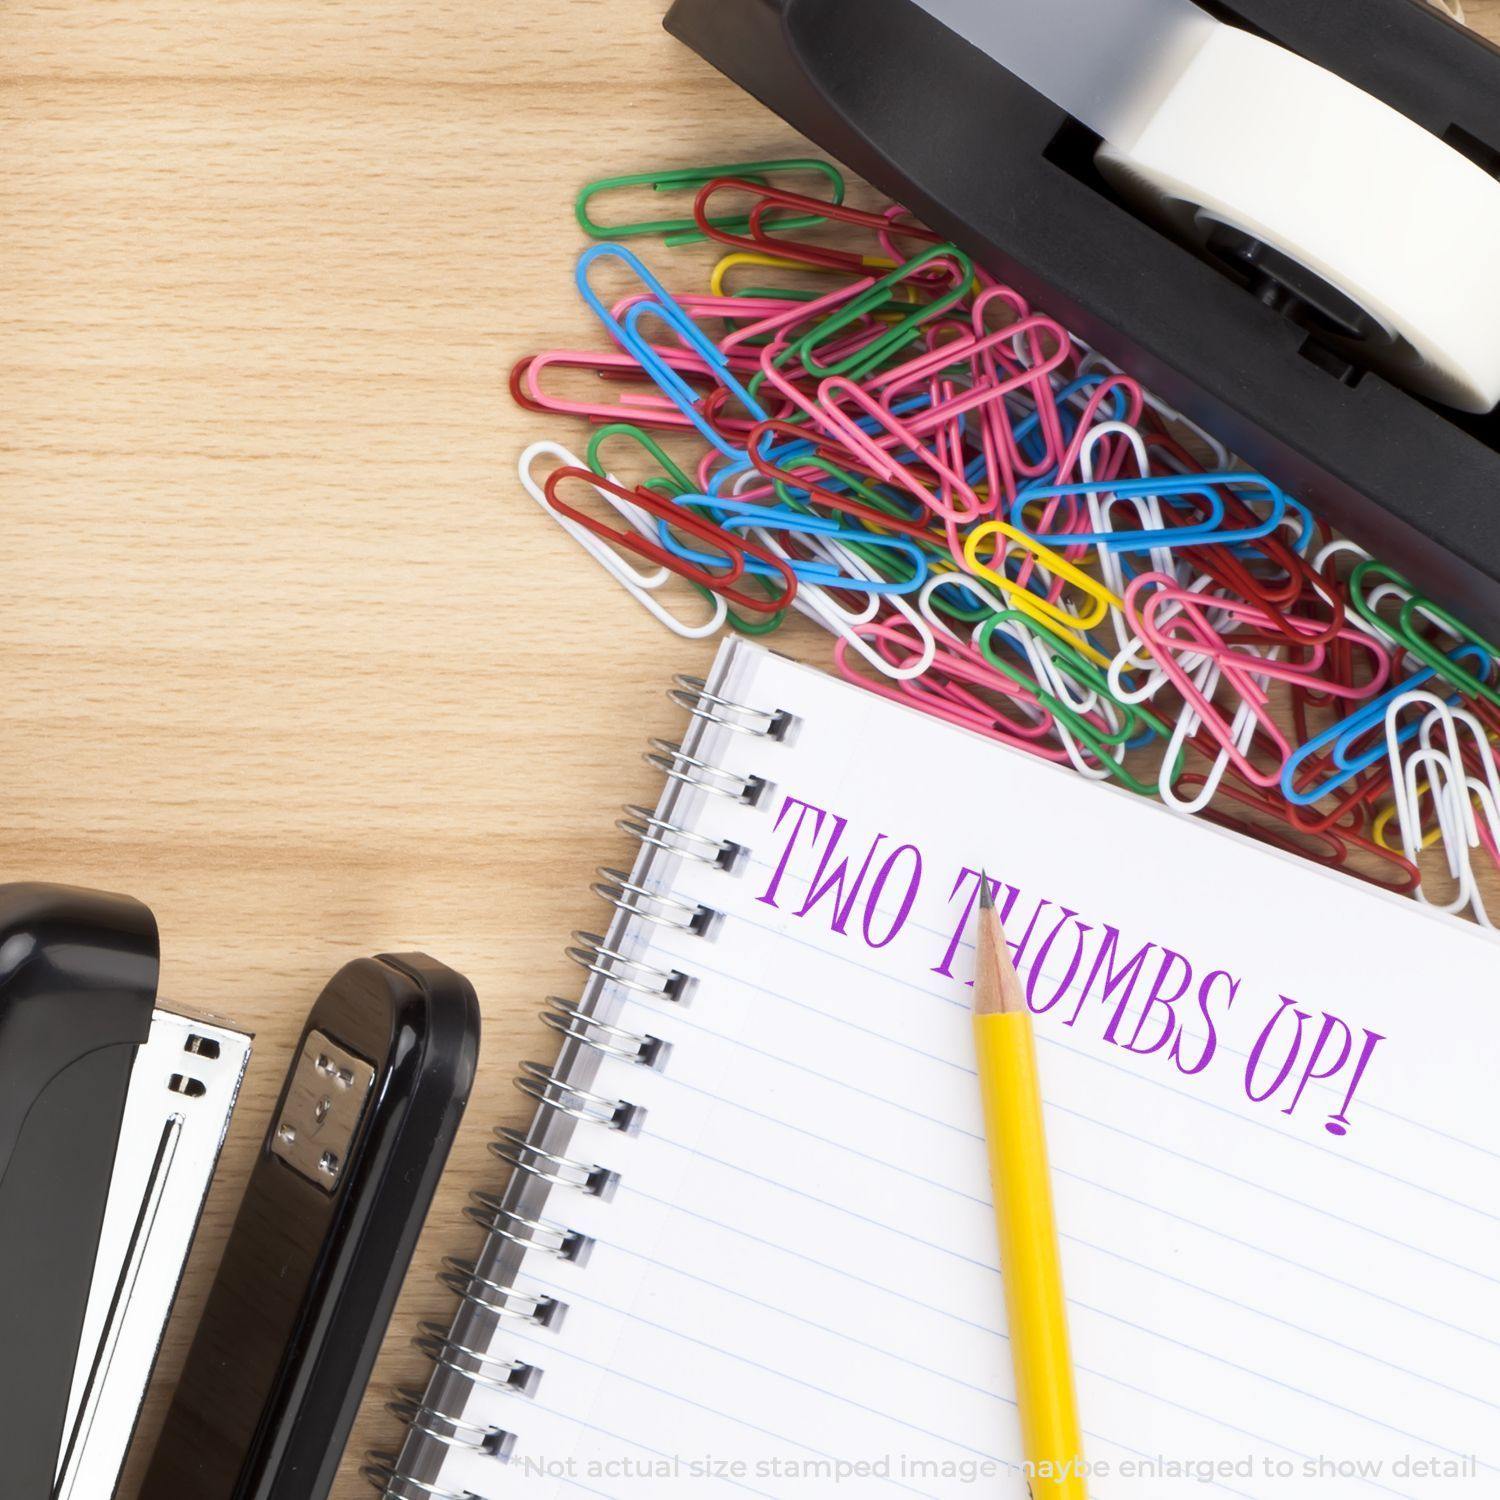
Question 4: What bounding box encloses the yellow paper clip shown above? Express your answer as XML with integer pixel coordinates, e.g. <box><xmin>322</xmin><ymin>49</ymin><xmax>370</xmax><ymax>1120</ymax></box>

<box><xmin>709</xmin><ymin>250</ymin><xmax>900</xmax><ymax>299</ymax></box>
<box><xmin>962</xmin><ymin>522</ymin><xmax>1122</xmax><ymax>667</ymax></box>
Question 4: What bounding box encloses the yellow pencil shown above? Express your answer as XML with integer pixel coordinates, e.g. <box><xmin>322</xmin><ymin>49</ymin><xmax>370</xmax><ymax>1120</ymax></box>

<box><xmin>972</xmin><ymin>877</ymin><xmax>1088</xmax><ymax>1499</ymax></box>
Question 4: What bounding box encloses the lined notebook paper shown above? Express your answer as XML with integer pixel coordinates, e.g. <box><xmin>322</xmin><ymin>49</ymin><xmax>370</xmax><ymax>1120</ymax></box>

<box><xmin>409</xmin><ymin>638</ymin><xmax>1499</xmax><ymax>1500</ymax></box>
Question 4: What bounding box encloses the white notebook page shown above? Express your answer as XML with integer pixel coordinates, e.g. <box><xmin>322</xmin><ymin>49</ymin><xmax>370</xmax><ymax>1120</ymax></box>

<box><xmin>437</xmin><ymin>638</ymin><xmax>1500</xmax><ymax>1500</ymax></box>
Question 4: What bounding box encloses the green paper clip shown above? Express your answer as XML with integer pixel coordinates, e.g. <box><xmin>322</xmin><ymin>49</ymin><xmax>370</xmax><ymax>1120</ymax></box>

<box><xmin>576</xmin><ymin>160</ymin><xmax>845</xmax><ymax>247</ymax></box>
<box><xmin>977</xmin><ymin>610</ymin><xmax>1177</xmax><ymax>797</ymax></box>
<box><xmin>1350</xmin><ymin>559</ymin><xmax>1500</xmax><ymax>710</ymax></box>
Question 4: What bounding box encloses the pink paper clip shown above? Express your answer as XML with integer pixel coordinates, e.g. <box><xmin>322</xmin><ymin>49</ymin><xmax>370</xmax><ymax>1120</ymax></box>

<box><xmin>516</xmin><ymin>347</ymin><xmax>714</xmax><ymax>430</ymax></box>
<box><xmin>1140</xmin><ymin>583</ymin><xmax>1392</xmax><ymax>700</ymax></box>
<box><xmin>834</xmin><ymin>619</ymin><xmax>1073</xmax><ymax>759</ymax></box>
<box><xmin>815</xmin><ymin>375</ymin><xmax>984</xmax><ymax>524</ymax></box>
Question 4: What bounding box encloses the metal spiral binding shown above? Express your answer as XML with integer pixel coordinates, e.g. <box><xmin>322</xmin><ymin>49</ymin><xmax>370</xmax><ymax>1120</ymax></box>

<box><xmin>566</xmin><ymin>931</ymin><xmax>694</xmax><ymax>1002</ymax></box>
<box><xmin>388</xmin><ymin>1387</ymin><xmax>518</xmax><ymax>1462</ymax></box>
<box><xmin>438</xmin><ymin>1256</ymin><xmax>566</xmax><ymax>1329</ymax></box>
<box><xmin>361</xmin><ymin>1455</ymin><xmax>473</xmax><ymax>1500</ymax></box>
<box><xmin>514</xmin><ymin>1059</ymin><xmax>647</xmax><ymax>1134</ymax></box>
<box><xmin>644</xmin><ymin>738</ymin><xmax>768</xmax><ymax>804</ymax></box>
<box><xmin>591</xmin><ymin>866</ymin><xmax>718</xmax><ymax>934</ymax></box>
<box><xmin>370</xmin><ymin>674</ymin><xmax>786</xmax><ymax>1498</ymax></box>
<box><xmin>464</xmin><ymin>1195</ymin><xmax>595</xmax><ymax>1265</ymax></box>
<box><xmin>541</xmin><ymin>995</ymin><xmax>672</xmax><ymax>1070</ymax></box>
<box><xmin>666</xmin><ymin>675</ymin><xmax>793</xmax><ymax>740</ymax></box>
<box><xmin>413</xmin><ymin>1319</ymin><xmax>542</xmax><ymax>1398</ymax></box>
<box><xmin>617</xmin><ymin>803</ymin><xmax>743</xmax><ymax>869</ymax></box>
<box><xmin>489</xmin><ymin>1127</ymin><xmax>620</xmax><ymax>1199</ymax></box>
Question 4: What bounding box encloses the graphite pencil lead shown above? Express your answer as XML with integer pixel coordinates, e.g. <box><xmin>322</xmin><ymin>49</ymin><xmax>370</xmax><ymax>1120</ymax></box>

<box><xmin>973</xmin><ymin>890</ymin><xmax>1026</xmax><ymax>1017</ymax></box>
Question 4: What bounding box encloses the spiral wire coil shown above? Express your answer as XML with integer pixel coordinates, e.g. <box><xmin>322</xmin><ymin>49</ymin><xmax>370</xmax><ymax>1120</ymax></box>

<box><xmin>368</xmin><ymin>675</ymin><xmax>788</xmax><ymax>1496</ymax></box>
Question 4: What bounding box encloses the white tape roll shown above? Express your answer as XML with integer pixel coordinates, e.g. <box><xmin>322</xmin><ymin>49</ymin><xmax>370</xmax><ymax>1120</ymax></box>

<box><xmin>1095</xmin><ymin>25</ymin><xmax>1500</xmax><ymax>412</ymax></box>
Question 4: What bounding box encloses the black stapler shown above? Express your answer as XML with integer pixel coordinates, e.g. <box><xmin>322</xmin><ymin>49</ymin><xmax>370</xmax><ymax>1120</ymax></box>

<box><xmin>665</xmin><ymin>0</ymin><xmax>1500</xmax><ymax>635</ymax></box>
<box><xmin>0</xmin><ymin>883</ymin><xmax>157</xmax><ymax>1498</ymax></box>
<box><xmin>0</xmin><ymin>882</ymin><xmax>249</xmax><ymax>1500</ymax></box>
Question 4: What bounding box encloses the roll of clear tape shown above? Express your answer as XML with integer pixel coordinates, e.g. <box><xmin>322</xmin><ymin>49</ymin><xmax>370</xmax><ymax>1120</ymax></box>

<box><xmin>1095</xmin><ymin>25</ymin><xmax>1500</xmax><ymax>413</ymax></box>
<box><xmin>912</xmin><ymin>0</ymin><xmax>1498</xmax><ymax>411</ymax></box>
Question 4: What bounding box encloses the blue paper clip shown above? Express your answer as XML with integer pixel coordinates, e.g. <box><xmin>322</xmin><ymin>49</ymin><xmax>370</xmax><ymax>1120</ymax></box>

<box><xmin>726</xmin><ymin>388</ymin><xmax>937</xmax><ymax>496</ymax></box>
<box><xmin>576</xmin><ymin>243</ymin><xmax>768</xmax><ymax>459</ymax></box>
<box><xmin>1279</xmin><ymin>643</ymin><xmax>1492</xmax><ymax>805</ymax></box>
<box><xmin>1005</xmin><ymin>373</ymin><xmax>1130</xmax><ymax>468</ymax></box>
<box><xmin>1009</xmin><ymin>472</ymin><xmax>1295</xmax><ymax>554</ymax></box>
<box><xmin>656</xmin><ymin>499</ymin><xmax>929</xmax><ymax>596</ymax></box>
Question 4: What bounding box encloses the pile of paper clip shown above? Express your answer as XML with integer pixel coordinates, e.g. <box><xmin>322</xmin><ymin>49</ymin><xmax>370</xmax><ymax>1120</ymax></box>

<box><xmin>514</xmin><ymin>160</ymin><xmax>1500</xmax><ymax>923</ymax></box>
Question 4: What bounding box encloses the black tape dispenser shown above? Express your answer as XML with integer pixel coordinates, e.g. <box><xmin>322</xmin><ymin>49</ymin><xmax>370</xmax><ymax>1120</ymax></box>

<box><xmin>665</xmin><ymin>0</ymin><xmax>1500</xmax><ymax>636</ymax></box>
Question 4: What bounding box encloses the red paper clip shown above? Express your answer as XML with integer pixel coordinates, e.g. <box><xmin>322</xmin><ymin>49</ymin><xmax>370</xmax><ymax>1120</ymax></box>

<box><xmin>542</xmin><ymin>466</ymin><xmax>797</xmax><ymax>614</ymax></box>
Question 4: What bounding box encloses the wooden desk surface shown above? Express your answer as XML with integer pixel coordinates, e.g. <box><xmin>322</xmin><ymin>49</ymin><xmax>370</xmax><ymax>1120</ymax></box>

<box><xmin>5</xmin><ymin>3</ymin><xmax>1498</xmax><ymax>1495</ymax></box>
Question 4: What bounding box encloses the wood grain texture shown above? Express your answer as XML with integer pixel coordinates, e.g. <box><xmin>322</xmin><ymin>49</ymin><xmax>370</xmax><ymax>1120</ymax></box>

<box><xmin>3</xmin><ymin>3</ymin><xmax>1497</xmax><ymax>1496</ymax></box>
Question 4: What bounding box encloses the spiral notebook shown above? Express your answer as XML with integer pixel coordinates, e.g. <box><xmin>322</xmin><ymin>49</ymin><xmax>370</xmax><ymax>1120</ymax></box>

<box><xmin>379</xmin><ymin>638</ymin><xmax>1500</xmax><ymax>1500</ymax></box>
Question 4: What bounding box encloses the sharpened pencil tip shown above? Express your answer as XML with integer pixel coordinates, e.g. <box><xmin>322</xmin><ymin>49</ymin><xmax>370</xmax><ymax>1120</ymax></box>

<box><xmin>978</xmin><ymin>872</ymin><xmax>993</xmax><ymax>911</ymax></box>
<box><xmin>973</xmin><ymin>882</ymin><xmax>1026</xmax><ymax>1016</ymax></box>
